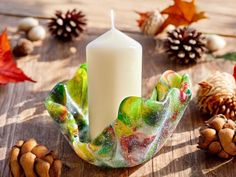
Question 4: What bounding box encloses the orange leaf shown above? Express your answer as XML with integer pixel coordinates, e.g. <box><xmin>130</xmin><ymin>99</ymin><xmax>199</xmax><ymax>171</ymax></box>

<box><xmin>135</xmin><ymin>11</ymin><xmax>152</xmax><ymax>28</ymax></box>
<box><xmin>158</xmin><ymin>15</ymin><xmax>189</xmax><ymax>33</ymax></box>
<box><xmin>175</xmin><ymin>0</ymin><xmax>196</xmax><ymax>22</ymax></box>
<box><xmin>193</xmin><ymin>11</ymin><xmax>207</xmax><ymax>22</ymax></box>
<box><xmin>157</xmin><ymin>0</ymin><xmax>207</xmax><ymax>34</ymax></box>
<box><xmin>0</xmin><ymin>30</ymin><xmax>36</xmax><ymax>84</ymax></box>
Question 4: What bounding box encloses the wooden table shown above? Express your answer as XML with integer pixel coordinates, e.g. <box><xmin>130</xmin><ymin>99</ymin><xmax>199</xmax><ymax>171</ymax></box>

<box><xmin>0</xmin><ymin>0</ymin><xmax>236</xmax><ymax>176</ymax></box>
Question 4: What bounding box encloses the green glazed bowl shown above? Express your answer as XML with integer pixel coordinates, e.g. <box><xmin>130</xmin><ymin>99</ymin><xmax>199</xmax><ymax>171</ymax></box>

<box><xmin>45</xmin><ymin>64</ymin><xmax>192</xmax><ymax>168</ymax></box>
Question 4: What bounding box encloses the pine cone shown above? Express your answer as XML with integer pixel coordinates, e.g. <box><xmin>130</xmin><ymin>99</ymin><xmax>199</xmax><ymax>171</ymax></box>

<box><xmin>9</xmin><ymin>139</ymin><xmax>62</xmax><ymax>177</ymax></box>
<box><xmin>166</xmin><ymin>27</ymin><xmax>206</xmax><ymax>65</ymax></box>
<box><xmin>136</xmin><ymin>10</ymin><xmax>164</xmax><ymax>36</ymax></box>
<box><xmin>198</xmin><ymin>114</ymin><xmax>236</xmax><ymax>158</ymax></box>
<box><xmin>197</xmin><ymin>71</ymin><xmax>236</xmax><ymax>120</ymax></box>
<box><xmin>48</xmin><ymin>9</ymin><xmax>87</xmax><ymax>41</ymax></box>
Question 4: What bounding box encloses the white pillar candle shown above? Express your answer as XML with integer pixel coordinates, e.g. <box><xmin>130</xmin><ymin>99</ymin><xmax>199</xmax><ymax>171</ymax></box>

<box><xmin>86</xmin><ymin>10</ymin><xmax>142</xmax><ymax>140</ymax></box>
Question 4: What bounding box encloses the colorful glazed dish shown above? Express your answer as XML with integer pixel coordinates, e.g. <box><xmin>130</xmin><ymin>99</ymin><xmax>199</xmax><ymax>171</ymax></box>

<box><xmin>45</xmin><ymin>64</ymin><xmax>192</xmax><ymax>168</ymax></box>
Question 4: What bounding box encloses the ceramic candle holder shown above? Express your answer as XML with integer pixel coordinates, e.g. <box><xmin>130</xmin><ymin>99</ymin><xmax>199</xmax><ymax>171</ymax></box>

<box><xmin>45</xmin><ymin>64</ymin><xmax>192</xmax><ymax>168</ymax></box>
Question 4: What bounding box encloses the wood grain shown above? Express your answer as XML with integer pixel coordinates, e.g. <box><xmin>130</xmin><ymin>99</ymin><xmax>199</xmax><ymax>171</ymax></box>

<box><xmin>0</xmin><ymin>0</ymin><xmax>236</xmax><ymax>177</ymax></box>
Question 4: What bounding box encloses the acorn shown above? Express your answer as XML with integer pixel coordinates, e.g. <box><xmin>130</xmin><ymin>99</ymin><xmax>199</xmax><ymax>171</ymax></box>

<box><xmin>13</xmin><ymin>38</ymin><xmax>34</xmax><ymax>57</ymax></box>
<box><xmin>18</xmin><ymin>17</ymin><xmax>39</xmax><ymax>32</ymax></box>
<box><xmin>206</xmin><ymin>34</ymin><xmax>226</xmax><ymax>52</ymax></box>
<box><xmin>28</xmin><ymin>26</ymin><xmax>46</xmax><ymax>41</ymax></box>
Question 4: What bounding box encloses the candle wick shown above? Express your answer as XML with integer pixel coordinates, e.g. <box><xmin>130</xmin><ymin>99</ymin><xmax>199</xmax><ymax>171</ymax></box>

<box><xmin>110</xmin><ymin>9</ymin><xmax>115</xmax><ymax>30</ymax></box>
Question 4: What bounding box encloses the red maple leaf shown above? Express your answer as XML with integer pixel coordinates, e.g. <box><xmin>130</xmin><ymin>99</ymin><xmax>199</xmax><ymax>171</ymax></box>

<box><xmin>233</xmin><ymin>65</ymin><xmax>236</xmax><ymax>81</ymax></box>
<box><xmin>0</xmin><ymin>30</ymin><xmax>35</xmax><ymax>84</ymax></box>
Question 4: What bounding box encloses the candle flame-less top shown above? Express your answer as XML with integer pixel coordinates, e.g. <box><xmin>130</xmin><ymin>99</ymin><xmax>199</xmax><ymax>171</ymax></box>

<box><xmin>87</xmin><ymin>28</ymin><xmax>142</xmax><ymax>49</ymax></box>
<box><xmin>87</xmin><ymin>9</ymin><xmax>141</xmax><ymax>49</ymax></box>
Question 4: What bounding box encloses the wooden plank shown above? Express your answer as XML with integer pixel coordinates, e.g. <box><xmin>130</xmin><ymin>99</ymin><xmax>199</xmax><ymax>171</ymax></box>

<box><xmin>0</xmin><ymin>0</ymin><xmax>235</xmax><ymax>34</ymax></box>
<box><xmin>0</xmin><ymin>0</ymin><xmax>236</xmax><ymax>176</ymax></box>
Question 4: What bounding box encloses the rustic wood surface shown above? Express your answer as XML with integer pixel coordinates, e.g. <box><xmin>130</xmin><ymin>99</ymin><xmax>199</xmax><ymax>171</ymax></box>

<box><xmin>0</xmin><ymin>0</ymin><xmax>236</xmax><ymax>177</ymax></box>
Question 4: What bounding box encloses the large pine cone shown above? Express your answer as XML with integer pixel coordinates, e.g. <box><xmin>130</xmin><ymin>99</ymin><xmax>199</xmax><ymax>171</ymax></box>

<box><xmin>197</xmin><ymin>71</ymin><xmax>236</xmax><ymax>120</ymax></box>
<box><xmin>166</xmin><ymin>27</ymin><xmax>206</xmax><ymax>65</ymax></box>
<box><xmin>198</xmin><ymin>114</ymin><xmax>236</xmax><ymax>158</ymax></box>
<box><xmin>9</xmin><ymin>139</ymin><xmax>61</xmax><ymax>177</ymax></box>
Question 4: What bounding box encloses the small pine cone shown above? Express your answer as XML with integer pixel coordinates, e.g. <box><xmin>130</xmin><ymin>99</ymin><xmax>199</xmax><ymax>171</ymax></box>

<box><xmin>9</xmin><ymin>139</ymin><xmax>62</xmax><ymax>177</ymax></box>
<box><xmin>136</xmin><ymin>10</ymin><xmax>164</xmax><ymax>36</ymax></box>
<box><xmin>197</xmin><ymin>72</ymin><xmax>236</xmax><ymax>120</ymax></box>
<box><xmin>48</xmin><ymin>9</ymin><xmax>87</xmax><ymax>41</ymax></box>
<box><xmin>166</xmin><ymin>27</ymin><xmax>206</xmax><ymax>65</ymax></box>
<box><xmin>198</xmin><ymin>114</ymin><xmax>236</xmax><ymax>158</ymax></box>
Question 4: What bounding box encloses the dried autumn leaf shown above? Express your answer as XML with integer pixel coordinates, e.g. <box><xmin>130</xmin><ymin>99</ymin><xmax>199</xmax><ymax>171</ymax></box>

<box><xmin>136</xmin><ymin>11</ymin><xmax>152</xmax><ymax>28</ymax></box>
<box><xmin>234</xmin><ymin>65</ymin><xmax>236</xmax><ymax>81</ymax></box>
<box><xmin>0</xmin><ymin>30</ymin><xmax>35</xmax><ymax>84</ymax></box>
<box><xmin>157</xmin><ymin>0</ymin><xmax>207</xmax><ymax>34</ymax></box>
